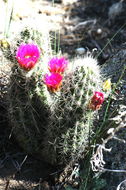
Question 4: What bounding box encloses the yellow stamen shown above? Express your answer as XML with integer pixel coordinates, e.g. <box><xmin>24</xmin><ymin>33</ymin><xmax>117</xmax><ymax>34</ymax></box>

<box><xmin>25</xmin><ymin>55</ymin><xmax>31</xmax><ymax>58</ymax></box>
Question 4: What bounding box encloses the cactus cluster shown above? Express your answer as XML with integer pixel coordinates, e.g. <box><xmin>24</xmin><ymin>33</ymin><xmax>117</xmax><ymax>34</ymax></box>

<box><xmin>5</xmin><ymin>26</ymin><xmax>105</xmax><ymax>165</ymax></box>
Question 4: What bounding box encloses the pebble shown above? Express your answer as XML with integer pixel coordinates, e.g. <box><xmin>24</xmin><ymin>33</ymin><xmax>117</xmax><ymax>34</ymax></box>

<box><xmin>75</xmin><ymin>47</ymin><xmax>86</xmax><ymax>55</ymax></box>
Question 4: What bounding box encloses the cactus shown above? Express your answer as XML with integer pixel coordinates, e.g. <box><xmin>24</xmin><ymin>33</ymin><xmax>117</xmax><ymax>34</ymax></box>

<box><xmin>42</xmin><ymin>56</ymin><xmax>103</xmax><ymax>164</ymax></box>
<box><xmin>7</xmin><ymin>26</ymin><xmax>53</xmax><ymax>154</ymax></box>
<box><xmin>7</xmin><ymin>24</ymin><xmax>104</xmax><ymax>165</ymax></box>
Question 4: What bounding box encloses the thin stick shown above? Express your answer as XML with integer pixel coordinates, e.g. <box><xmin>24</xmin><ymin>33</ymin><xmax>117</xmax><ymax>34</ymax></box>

<box><xmin>5</xmin><ymin>179</ymin><xmax>10</xmax><ymax>190</ymax></box>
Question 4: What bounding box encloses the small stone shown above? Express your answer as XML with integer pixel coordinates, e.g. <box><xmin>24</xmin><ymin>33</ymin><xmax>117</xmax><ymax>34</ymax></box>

<box><xmin>75</xmin><ymin>47</ymin><xmax>86</xmax><ymax>55</ymax></box>
<box><xmin>97</xmin><ymin>28</ymin><xmax>102</xmax><ymax>35</ymax></box>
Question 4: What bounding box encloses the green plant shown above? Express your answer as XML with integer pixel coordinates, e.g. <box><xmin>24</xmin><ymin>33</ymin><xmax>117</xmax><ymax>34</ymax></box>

<box><xmin>42</xmin><ymin>56</ymin><xmax>103</xmax><ymax>164</ymax></box>
<box><xmin>7</xmin><ymin>28</ymin><xmax>104</xmax><ymax>165</ymax></box>
<box><xmin>7</xmin><ymin>27</ymin><xmax>53</xmax><ymax>154</ymax></box>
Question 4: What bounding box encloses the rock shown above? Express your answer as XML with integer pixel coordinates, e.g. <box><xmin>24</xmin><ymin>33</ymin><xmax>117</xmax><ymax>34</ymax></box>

<box><xmin>75</xmin><ymin>47</ymin><xmax>86</xmax><ymax>55</ymax></box>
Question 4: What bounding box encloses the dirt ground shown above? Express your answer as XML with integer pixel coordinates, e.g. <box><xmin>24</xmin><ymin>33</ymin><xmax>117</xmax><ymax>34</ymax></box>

<box><xmin>0</xmin><ymin>0</ymin><xmax>126</xmax><ymax>189</ymax></box>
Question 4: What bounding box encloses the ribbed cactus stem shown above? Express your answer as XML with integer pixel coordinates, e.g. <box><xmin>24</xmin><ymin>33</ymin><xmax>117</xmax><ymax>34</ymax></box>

<box><xmin>42</xmin><ymin>56</ymin><xmax>103</xmax><ymax>165</ymax></box>
<box><xmin>7</xmin><ymin>26</ymin><xmax>53</xmax><ymax>154</ymax></box>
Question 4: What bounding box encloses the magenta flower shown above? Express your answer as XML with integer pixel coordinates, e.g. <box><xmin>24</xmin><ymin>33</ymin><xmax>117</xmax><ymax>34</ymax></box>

<box><xmin>16</xmin><ymin>43</ymin><xmax>40</xmax><ymax>71</ymax></box>
<box><xmin>89</xmin><ymin>91</ymin><xmax>104</xmax><ymax>110</ymax></box>
<box><xmin>48</xmin><ymin>57</ymin><xmax>68</xmax><ymax>73</ymax></box>
<box><xmin>44</xmin><ymin>73</ymin><xmax>63</xmax><ymax>92</ymax></box>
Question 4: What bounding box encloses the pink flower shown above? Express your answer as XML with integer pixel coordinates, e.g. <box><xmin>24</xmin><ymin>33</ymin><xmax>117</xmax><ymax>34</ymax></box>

<box><xmin>48</xmin><ymin>57</ymin><xmax>68</xmax><ymax>73</ymax></box>
<box><xmin>89</xmin><ymin>91</ymin><xmax>104</xmax><ymax>110</ymax></box>
<box><xmin>44</xmin><ymin>73</ymin><xmax>63</xmax><ymax>92</ymax></box>
<box><xmin>16</xmin><ymin>43</ymin><xmax>40</xmax><ymax>71</ymax></box>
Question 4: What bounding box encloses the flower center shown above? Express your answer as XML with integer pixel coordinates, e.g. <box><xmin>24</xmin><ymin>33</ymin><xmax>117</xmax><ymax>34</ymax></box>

<box><xmin>25</xmin><ymin>55</ymin><xmax>31</xmax><ymax>58</ymax></box>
